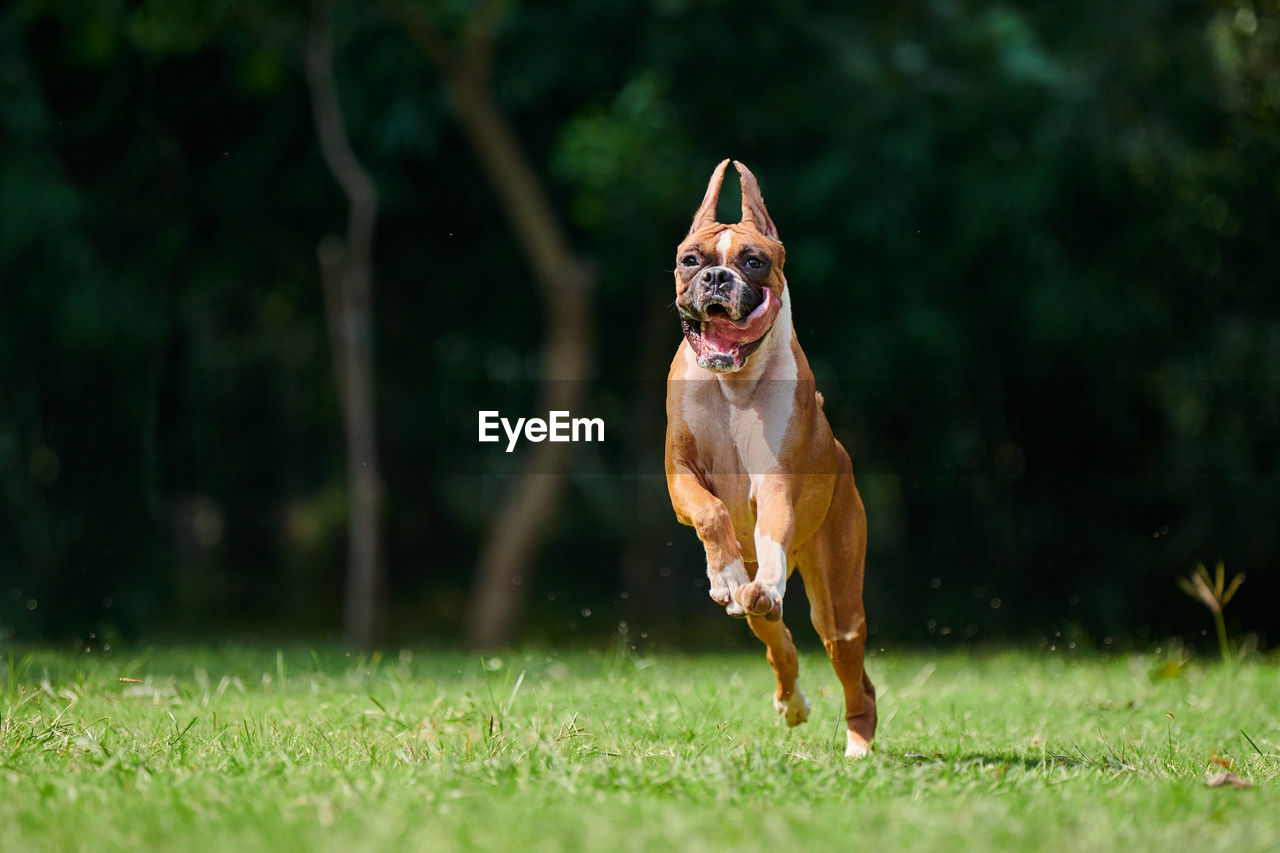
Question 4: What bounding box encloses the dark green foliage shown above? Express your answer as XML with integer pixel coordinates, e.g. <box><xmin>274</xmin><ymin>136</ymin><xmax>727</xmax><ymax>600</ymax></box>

<box><xmin>1</xmin><ymin>1</ymin><xmax>1276</xmax><ymax>647</ymax></box>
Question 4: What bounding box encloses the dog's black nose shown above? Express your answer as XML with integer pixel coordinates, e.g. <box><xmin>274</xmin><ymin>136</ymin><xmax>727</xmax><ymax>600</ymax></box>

<box><xmin>700</xmin><ymin>267</ymin><xmax>736</xmax><ymax>303</ymax></box>
<box><xmin>700</xmin><ymin>268</ymin><xmax>734</xmax><ymax>287</ymax></box>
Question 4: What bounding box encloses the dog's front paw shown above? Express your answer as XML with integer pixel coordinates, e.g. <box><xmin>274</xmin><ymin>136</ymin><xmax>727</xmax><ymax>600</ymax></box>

<box><xmin>738</xmin><ymin>581</ymin><xmax>782</xmax><ymax>621</ymax></box>
<box><xmin>708</xmin><ymin>558</ymin><xmax>750</xmax><ymax>617</ymax></box>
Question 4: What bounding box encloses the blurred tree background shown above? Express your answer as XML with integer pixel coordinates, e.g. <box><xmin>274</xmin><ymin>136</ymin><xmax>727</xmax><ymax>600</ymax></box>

<box><xmin>2</xmin><ymin>0</ymin><xmax>1277</xmax><ymax>652</ymax></box>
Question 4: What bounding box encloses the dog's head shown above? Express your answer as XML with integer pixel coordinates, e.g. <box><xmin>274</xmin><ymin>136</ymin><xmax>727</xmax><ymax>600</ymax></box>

<box><xmin>674</xmin><ymin>159</ymin><xmax>787</xmax><ymax>373</ymax></box>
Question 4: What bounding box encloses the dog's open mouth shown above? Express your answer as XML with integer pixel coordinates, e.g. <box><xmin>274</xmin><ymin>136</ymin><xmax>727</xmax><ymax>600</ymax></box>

<box><xmin>682</xmin><ymin>287</ymin><xmax>781</xmax><ymax>372</ymax></box>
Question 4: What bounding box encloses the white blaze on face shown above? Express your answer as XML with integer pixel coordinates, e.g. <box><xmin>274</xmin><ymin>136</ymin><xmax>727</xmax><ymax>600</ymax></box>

<box><xmin>716</xmin><ymin>230</ymin><xmax>734</xmax><ymax>265</ymax></box>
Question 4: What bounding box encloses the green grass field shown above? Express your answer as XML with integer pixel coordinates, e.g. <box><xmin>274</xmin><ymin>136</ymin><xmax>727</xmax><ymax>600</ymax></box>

<box><xmin>2</xmin><ymin>644</ymin><xmax>1277</xmax><ymax>851</ymax></box>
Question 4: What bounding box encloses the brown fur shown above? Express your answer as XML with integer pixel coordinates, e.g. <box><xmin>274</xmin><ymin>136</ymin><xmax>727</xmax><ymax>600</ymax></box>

<box><xmin>664</xmin><ymin>160</ymin><xmax>877</xmax><ymax>755</ymax></box>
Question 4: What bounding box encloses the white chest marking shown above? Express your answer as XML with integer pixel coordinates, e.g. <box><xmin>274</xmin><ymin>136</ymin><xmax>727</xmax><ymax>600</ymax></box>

<box><xmin>724</xmin><ymin>289</ymin><xmax>796</xmax><ymax>494</ymax></box>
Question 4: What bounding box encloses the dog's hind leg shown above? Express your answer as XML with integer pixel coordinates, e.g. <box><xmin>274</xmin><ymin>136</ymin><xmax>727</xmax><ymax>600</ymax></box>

<box><xmin>797</xmin><ymin>464</ymin><xmax>876</xmax><ymax>758</ymax></box>
<box><xmin>746</xmin><ymin>609</ymin><xmax>809</xmax><ymax>727</ymax></box>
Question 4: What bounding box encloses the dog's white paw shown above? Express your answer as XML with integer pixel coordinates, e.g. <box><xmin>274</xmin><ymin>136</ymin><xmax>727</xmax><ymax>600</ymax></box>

<box><xmin>773</xmin><ymin>686</ymin><xmax>810</xmax><ymax>727</ymax></box>
<box><xmin>708</xmin><ymin>558</ymin><xmax>749</xmax><ymax>617</ymax></box>
<box><xmin>737</xmin><ymin>580</ymin><xmax>782</xmax><ymax>621</ymax></box>
<box><xmin>844</xmin><ymin>729</ymin><xmax>872</xmax><ymax>759</ymax></box>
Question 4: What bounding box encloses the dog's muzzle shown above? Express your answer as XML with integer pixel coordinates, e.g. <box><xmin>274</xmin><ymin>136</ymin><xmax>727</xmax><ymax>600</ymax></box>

<box><xmin>680</xmin><ymin>281</ymin><xmax>781</xmax><ymax>373</ymax></box>
<box><xmin>688</xmin><ymin>267</ymin><xmax>761</xmax><ymax>321</ymax></box>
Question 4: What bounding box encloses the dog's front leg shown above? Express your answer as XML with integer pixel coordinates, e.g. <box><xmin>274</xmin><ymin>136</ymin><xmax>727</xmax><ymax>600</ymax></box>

<box><xmin>738</xmin><ymin>475</ymin><xmax>794</xmax><ymax>622</ymax></box>
<box><xmin>667</xmin><ymin>468</ymin><xmax>749</xmax><ymax>617</ymax></box>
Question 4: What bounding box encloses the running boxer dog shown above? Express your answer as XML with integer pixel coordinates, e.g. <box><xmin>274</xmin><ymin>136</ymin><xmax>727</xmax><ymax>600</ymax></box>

<box><xmin>664</xmin><ymin>159</ymin><xmax>876</xmax><ymax>757</ymax></box>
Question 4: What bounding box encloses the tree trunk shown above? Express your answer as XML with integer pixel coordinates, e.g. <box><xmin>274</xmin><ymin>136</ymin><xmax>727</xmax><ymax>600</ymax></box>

<box><xmin>306</xmin><ymin>0</ymin><xmax>384</xmax><ymax>649</ymax></box>
<box><xmin>387</xmin><ymin>1</ymin><xmax>595</xmax><ymax>649</ymax></box>
<box><xmin>449</xmin><ymin>72</ymin><xmax>594</xmax><ymax>650</ymax></box>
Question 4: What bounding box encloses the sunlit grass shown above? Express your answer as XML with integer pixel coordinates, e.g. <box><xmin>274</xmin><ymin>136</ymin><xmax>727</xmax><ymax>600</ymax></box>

<box><xmin>2</xmin><ymin>645</ymin><xmax>1277</xmax><ymax>851</ymax></box>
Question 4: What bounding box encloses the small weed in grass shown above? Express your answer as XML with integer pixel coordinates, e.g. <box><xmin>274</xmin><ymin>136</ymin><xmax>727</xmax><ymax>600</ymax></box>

<box><xmin>1</xmin><ymin>646</ymin><xmax>1277</xmax><ymax>852</ymax></box>
<box><xmin>1179</xmin><ymin>561</ymin><xmax>1246</xmax><ymax>666</ymax></box>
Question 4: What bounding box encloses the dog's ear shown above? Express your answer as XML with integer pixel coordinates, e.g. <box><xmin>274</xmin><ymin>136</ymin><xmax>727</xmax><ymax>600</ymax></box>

<box><xmin>734</xmin><ymin>160</ymin><xmax>779</xmax><ymax>241</ymax></box>
<box><xmin>688</xmin><ymin>158</ymin><xmax>730</xmax><ymax>236</ymax></box>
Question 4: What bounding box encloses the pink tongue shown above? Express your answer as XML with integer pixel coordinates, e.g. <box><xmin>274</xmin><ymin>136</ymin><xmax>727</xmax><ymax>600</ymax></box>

<box><xmin>702</xmin><ymin>288</ymin><xmax>780</xmax><ymax>350</ymax></box>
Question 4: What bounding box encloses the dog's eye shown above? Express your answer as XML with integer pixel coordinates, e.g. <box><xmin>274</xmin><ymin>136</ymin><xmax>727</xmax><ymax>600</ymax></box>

<box><xmin>745</xmin><ymin>257</ymin><xmax>765</xmax><ymax>270</ymax></box>
<box><xmin>681</xmin><ymin>255</ymin><xmax>700</xmax><ymax>267</ymax></box>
